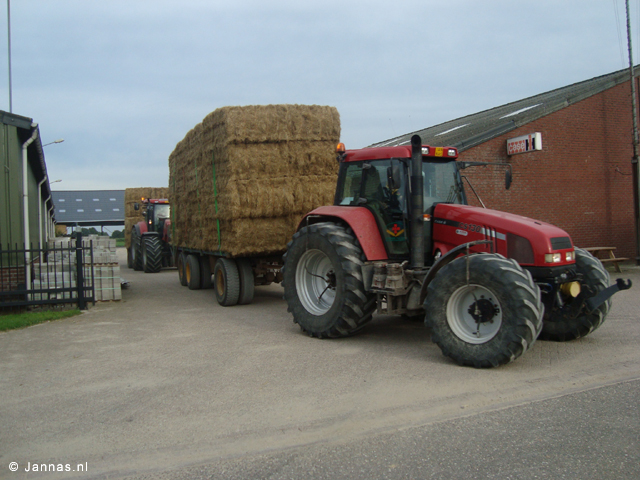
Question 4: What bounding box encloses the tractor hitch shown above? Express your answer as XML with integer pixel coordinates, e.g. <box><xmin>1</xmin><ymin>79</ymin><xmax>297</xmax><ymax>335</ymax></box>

<box><xmin>585</xmin><ymin>278</ymin><xmax>632</xmax><ymax>312</ymax></box>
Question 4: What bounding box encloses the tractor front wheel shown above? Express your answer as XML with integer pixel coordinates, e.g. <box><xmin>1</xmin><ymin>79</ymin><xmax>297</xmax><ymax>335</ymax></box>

<box><xmin>539</xmin><ymin>247</ymin><xmax>611</xmax><ymax>341</ymax></box>
<box><xmin>131</xmin><ymin>230</ymin><xmax>143</xmax><ymax>271</ymax></box>
<box><xmin>282</xmin><ymin>222</ymin><xmax>375</xmax><ymax>338</ymax></box>
<box><xmin>142</xmin><ymin>236</ymin><xmax>163</xmax><ymax>273</ymax></box>
<box><xmin>426</xmin><ymin>254</ymin><xmax>543</xmax><ymax>368</ymax></box>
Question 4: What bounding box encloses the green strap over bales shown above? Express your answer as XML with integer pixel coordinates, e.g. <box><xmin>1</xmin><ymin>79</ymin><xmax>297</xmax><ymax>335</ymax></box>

<box><xmin>212</xmin><ymin>151</ymin><xmax>222</xmax><ymax>252</ymax></box>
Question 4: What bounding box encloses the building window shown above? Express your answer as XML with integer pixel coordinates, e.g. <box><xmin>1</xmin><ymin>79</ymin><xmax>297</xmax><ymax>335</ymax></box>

<box><xmin>77</xmin><ymin>209</ymin><xmax>84</xmax><ymax>213</ymax></box>
<box><xmin>59</xmin><ymin>209</ymin><xmax>66</xmax><ymax>213</ymax></box>
<box><xmin>110</xmin><ymin>198</ymin><xmax>116</xmax><ymax>201</ymax></box>
<box><xmin>113</xmin><ymin>208</ymin><xmax>120</xmax><ymax>212</ymax></box>
<box><xmin>95</xmin><ymin>209</ymin><xmax>102</xmax><ymax>212</ymax></box>
<box><xmin>76</xmin><ymin>199</ymin><xmax>82</xmax><ymax>202</ymax></box>
<box><xmin>59</xmin><ymin>199</ymin><xmax>65</xmax><ymax>202</ymax></box>
<box><xmin>93</xmin><ymin>198</ymin><xmax>99</xmax><ymax>202</ymax></box>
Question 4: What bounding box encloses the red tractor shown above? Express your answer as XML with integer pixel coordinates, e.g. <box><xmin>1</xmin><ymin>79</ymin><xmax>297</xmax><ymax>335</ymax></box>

<box><xmin>128</xmin><ymin>198</ymin><xmax>173</xmax><ymax>273</ymax></box>
<box><xmin>282</xmin><ymin>135</ymin><xmax>631</xmax><ymax>368</ymax></box>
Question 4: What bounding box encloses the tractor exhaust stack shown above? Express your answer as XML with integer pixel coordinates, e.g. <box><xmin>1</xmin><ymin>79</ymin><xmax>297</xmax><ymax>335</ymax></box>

<box><xmin>410</xmin><ymin>134</ymin><xmax>424</xmax><ymax>268</ymax></box>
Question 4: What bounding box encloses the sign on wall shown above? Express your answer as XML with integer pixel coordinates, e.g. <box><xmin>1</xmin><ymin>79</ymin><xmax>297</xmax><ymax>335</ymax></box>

<box><xmin>507</xmin><ymin>132</ymin><xmax>542</xmax><ymax>155</ymax></box>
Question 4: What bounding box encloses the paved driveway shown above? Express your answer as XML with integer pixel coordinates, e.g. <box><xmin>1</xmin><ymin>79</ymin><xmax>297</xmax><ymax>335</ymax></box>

<box><xmin>1</xmin><ymin>249</ymin><xmax>639</xmax><ymax>479</ymax></box>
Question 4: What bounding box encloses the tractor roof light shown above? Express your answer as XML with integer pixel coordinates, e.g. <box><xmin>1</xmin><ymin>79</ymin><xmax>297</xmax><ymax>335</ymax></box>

<box><xmin>336</xmin><ymin>143</ymin><xmax>346</xmax><ymax>154</ymax></box>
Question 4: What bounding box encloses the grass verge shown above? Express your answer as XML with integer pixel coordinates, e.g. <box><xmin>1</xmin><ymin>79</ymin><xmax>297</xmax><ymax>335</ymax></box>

<box><xmin>0</xmin><ymin>309</ymin><xmax>82</xmax><ymax>332</ymax></box>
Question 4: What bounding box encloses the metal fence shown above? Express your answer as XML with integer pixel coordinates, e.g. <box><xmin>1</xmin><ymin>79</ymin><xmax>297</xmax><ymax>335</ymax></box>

<box><xmin>0</xmin><ymin>233</ymin><xmax>95</xmax><ymax>310</ymax></box>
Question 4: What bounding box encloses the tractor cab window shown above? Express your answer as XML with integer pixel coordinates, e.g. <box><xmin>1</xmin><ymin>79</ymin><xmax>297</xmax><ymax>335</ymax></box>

<box><xmin>423</xmin><ymin>160</ymin><xmax>465</xmax><ymax>210</ymax></box>
<box><xmin>147</xmin><ymin>204</ymin><xmax>170</xmax><ymax>234</ymax></box>
<box><xmin>336</xmin><ymin>159</ymin><xmax>409</xmax><ymax>256</ymax></box>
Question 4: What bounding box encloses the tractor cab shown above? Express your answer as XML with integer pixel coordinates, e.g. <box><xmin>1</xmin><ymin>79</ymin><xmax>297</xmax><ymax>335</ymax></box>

<box><xmin>135</xmin><ymin>198</ymin><xmax>171</xmax><ymax>236</ymax></box>
<box><xmin>334</xmin><ymin>143</ymin><xmax>465</xmax><ymax>263</ymax></box>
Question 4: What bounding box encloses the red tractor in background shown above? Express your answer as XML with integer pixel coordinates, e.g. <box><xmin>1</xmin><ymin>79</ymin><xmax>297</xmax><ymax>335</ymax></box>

<box><xmin>128</xmin><ymin>198</ymin><xmax>174</xmax><ymax>273</ymax></box>
<box><xmin>282</xmin><ymin>135</ymin><xmax>632</xmax><ymax>368</ymax></box>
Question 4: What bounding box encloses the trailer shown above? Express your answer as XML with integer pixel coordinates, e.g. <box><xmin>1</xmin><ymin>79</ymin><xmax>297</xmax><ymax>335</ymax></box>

<box><xmin>169</xmin><ymin>104</ymin><xmax>341</xmax><ymax>306</ymax></box>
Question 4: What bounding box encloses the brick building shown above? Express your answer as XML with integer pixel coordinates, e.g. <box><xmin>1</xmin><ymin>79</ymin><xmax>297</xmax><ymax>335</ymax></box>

<box><xmin>373</xmin><ymin>67</ymin><xmax>639</xmax><ymax>260</ymax></box>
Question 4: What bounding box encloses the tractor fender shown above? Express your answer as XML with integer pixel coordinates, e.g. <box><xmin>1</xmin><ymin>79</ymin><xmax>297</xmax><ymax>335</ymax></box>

<box><xmin>419</xmin><ymin>239</ymin><xmax>493</xmax><ymax>304</ymax></box>
<box><xmin>134</xmin><ymin>221</ymin><xmax>148</xmax><ymax>236</ymax></box>
<box><xmin>299</xmin><ymin>206</ymin><xmax>388</xmax><ymax>261</ymax></box>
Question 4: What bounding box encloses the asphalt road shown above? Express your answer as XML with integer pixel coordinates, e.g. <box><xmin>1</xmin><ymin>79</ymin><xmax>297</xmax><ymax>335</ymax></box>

<box><xmin>1</xmin><ymin>249</ymin><xmax>639</xmax><ymax>480</ymax></box>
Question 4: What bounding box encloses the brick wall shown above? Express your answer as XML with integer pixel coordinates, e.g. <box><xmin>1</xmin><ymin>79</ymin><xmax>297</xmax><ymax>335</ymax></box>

<box><xmin>460</xmin><ymin>81</ymin><xmax>637</xmax><ymax>259</ymax></box>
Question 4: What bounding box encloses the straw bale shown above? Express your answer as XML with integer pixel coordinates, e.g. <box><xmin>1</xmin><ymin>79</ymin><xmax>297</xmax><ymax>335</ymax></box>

<box><xmin>202</xmin><ymin>105</ymin><xmax>340</xmax><ymax>145</ymax></box>
<box><xmin>168</xmin><ymin>104</ymin><xmax>340</xmax><ymax>256</ymax></box>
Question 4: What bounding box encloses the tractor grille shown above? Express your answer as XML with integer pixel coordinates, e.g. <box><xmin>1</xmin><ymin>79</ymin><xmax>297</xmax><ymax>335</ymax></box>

<box><xmin>550</xmin><ymin>237</ymin><xmax>572</xmax><ymax>250</ymax></box>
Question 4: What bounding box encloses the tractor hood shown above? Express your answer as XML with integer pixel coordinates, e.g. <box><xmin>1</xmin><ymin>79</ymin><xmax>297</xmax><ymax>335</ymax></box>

<box><xmin>432</xmin><ymin>204</ymin><xmax>575</xmax><ymax>267</ymax></box>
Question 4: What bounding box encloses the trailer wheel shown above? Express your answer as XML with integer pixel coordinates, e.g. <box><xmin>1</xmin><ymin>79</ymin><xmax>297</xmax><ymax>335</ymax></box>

<box><xmin>426</xmin><ymin>254</ymin><xmax>543</xmax><ymax>368</ymax></box>
<box><xmin>200</xmin><ymin>256</ymin><xmax>213</xmax><ymax>289</ymax></box>
<box><xmin>282</xmin><ymin>222</ymin><xmax>376</xmax><ymax>338</ymax></box>
<box><xmin>214</xmin><ymin>258</ymin><xmax>240</xmax><ymax>306</ymax></box>
<box><xmin>131</xmin><ymin>230</ymin><xmax>143</xmax><ymax>271</ymax></box>
<box><xmin>237</xmin><ymin>258</ymin><xmax>255</xmax><ymax>305</ymax></box>
<box><xmin>142</xmin><ymin>236</ymin><xmax>163</xmax><ymax>273</ymax></box>
<box><xmin>186</xmin><ymin>254</ymin><xmax>201</xmax><ymax>290</ymax></box>
<box><xmin>539</xmin><ymin>247</ymin><xmax>611</xmax><ymax>341</ymax></box>
<box><xmin>177</xmin><ymin>252</ymin><xmax>188</xmax><ymax>286</ymax></box>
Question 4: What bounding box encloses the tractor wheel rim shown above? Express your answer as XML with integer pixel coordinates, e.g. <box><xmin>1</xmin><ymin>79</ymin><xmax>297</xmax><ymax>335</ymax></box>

<box><xmin>446</xmin><ymin>284</ymin><xmax>502</xmax><ymax>344</ymax></box>
<box><xmin>295</xmin><ymin>249</ymin><xmax>336</xmax><ymax>316</ymax></box>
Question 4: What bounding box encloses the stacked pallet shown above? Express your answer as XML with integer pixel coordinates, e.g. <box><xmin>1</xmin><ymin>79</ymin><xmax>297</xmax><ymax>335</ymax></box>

<box><xmin>168</xmin><ymin>104</ymin><xmax>340</xmax><ymax>257</ymax></box>
<box><xmin>124</xmin><ymin>187</ymin><xmax>169</xmax><ymax>249</ymax></box>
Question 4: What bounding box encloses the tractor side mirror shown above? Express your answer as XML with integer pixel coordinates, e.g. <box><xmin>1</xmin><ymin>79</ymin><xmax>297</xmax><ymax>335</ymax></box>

<box><xmin>387</xmin><ymin>165</ymin><xmax>402</xmax><ymax>190</ymax></box>
<box><xmin>134</xmin><ymin>203</ymin><xmax>140</xmax><ymax>211</ymax></box>
<box><xmin>505</xmin><ymin>168</ymin><xmax>512</xmax><ymax>190</ymax></box>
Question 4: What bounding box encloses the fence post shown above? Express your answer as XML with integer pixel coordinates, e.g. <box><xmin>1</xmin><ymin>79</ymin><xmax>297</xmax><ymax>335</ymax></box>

<box><xmin>75</xmin><ymin>233</ymin><xmax>86</xmax><ymax>310</ymax></box>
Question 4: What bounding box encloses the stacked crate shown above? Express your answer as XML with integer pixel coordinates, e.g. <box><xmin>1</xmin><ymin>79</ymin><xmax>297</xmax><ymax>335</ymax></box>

<box><xmin>81</xmin><ymin>236</ymin><xmax>121</xmax><ymax>301</ymax></box>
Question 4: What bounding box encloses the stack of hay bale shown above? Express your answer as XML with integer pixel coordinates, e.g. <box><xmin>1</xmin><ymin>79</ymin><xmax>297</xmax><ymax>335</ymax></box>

<box><xmin>168</xmin><ymin>104</ymin><xmax>340</xmax><ymax>257</ymax></box>
<box><xmin>124</xmin><ymin>187</ymin><xmax>169</xmax><ymax>249</ymax></box>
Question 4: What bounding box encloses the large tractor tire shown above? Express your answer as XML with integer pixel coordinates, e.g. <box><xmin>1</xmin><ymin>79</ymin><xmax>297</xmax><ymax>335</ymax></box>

<box><xmin>214</xmin><ymin>258</ymin><xmax>240</xmax><ymax>306</ymax></box>
<box><xmin>539</xmin><ymin>247</ymin><xmax>611</xmax><ymax>341</ymax></box>
<box><xmin>131</xmin><ymin>229</ymin><xmax>143</xmax><ymax>271</ymax></box>
<box><xmin>237</xmin><ymin>258</ymin><xmax>255</xmax><ymax>305</ymax></box>
<box><xmin>426</xmin><ymin>254</ymin><xmax>543</xmax><ymax>368</ymax></box>
<box><xmin>177</xmin><ymin>252</ymin><xmax>188</xmax><ymax>286</ymax></box>
<box><xmin>186</xmin><ymin>254</ymin><xmax>201</xmax><ymax>290</ymax></box>
<box><xmin>282</xmin><ymin>222</ymin><xmax>376</xmax><ymax>338</ymax></box>
<box><xmin>142</xmin><ymin>236</ymin><xmax>163</xmax><ymax>273</ymax></box>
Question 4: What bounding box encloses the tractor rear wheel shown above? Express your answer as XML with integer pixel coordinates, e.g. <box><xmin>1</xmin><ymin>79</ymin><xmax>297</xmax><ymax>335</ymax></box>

<box><xmin>539</xmin><ymin>247</ymin><xmax>611</xmax><ymax>341</ymax></box>
<box><xmin>186</xmin><ymin>254</ymin><xmax>201</xmax><ymax>290</ymax></box>
<box><xmin>142</xmin><ymin>236</ymin><xmax>163</xmax><ymax>273</ymax></box>
<box><xmin>426</xmin><ymin>254</ymin><xmax>543</xmax><ymax>368</ymax></box>
<box><xmin>214</xmin><ymin>258</ymin><xmax>241</xmax><ymax>306</ymax></box>
<box><xmin>282</xmin><ymin>222</ymin><xmax>376</xmax><ymax>338</ymax></box>
<box><xmin>131</xmin><ymin>230</ymin><xmax>143</xmax><ymax>271</ymax></box>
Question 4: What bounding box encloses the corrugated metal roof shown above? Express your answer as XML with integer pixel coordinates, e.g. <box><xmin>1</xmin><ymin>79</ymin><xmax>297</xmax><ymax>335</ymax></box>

<box><xmin>370</xmin><ymin>66</ymin><xmax>639</xmax><ymax>151</ymax></box>
<box><xmin>52</xmin><ymin>190</ymin><xmax>125</xmax><ymax>226</ymax></box>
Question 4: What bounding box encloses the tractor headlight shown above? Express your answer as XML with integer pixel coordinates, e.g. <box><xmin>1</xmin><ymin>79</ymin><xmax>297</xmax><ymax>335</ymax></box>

<box><xmin>545</xmin><ymin>253</ymin><xmax>562</xmax><ymax>263</ymax></box>
<box><xmin>566</xmin><ymin>250</ymin><xmax>575</xmax><ymax>262</ymax></box>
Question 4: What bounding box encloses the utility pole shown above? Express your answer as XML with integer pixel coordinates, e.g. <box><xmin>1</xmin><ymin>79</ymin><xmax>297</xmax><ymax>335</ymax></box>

<box><xmin>7</xmin><ymin>0</ymin><xmax>12</xmax><ymax>112</ymax></box>
<box><xmin>627</xmin><ymin>0</ymin><xmax>640</xmax><ymax>264</ymax></box>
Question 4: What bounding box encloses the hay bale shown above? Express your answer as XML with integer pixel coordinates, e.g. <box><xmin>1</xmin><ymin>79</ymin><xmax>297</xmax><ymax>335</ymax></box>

<box><xmin>169</xmin><ymin>104</ymin><xmax>340</xmax><ymax>257</ymax></box>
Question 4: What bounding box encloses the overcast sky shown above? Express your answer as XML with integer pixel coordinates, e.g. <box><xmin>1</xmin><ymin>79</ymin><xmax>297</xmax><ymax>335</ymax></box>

<box><xmin>2</xmin><ymin>0</ymin><xmax>637</xmax><ymax>190</ymax></box>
